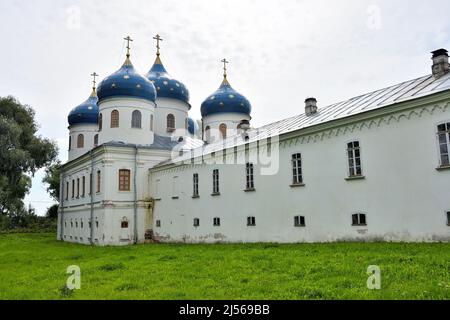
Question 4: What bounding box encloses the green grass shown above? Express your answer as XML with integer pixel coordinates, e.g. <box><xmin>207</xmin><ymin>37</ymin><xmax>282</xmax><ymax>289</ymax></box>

<box><xmin>0</xmin><ymin>233</ymin><xmax>449</xmax><ymax>300</ymax></box>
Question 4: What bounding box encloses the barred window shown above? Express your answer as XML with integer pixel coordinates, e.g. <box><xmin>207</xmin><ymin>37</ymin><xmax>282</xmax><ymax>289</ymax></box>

<box><xmin>131</xmin><ymin>110</ymin><xmax>142</xmax><ymax>128</ymax></box>
<box><xmin>167</xmin><ymin>114</ymin><xmax>175</xmax><ymax>132</ymax></box>
<box><xmin>352</xmin><ymin>213</ymin><xmax>367</xmax><ymax>226</ymax></box>
<box><xmin>294</xmin><ymin>216</ymin><xmax>306</xmax><ymax>227</ymax></box>
<box><xmin>77</xmin><ymin>134</ymin><xmax>84</xmax><ymax>148</ymax></box>
<box><xmin>437</xmin><ymin>123</ymin><xmax>450</xmax><ymax>166</ymax></box>
<box><xmin>212</xmin><ymin>169</ymin><xmax>220</xmax><ymax>194</ymax></box>
<box><xmin>291</xmin><ymin>153</ymin><xmax>303</xmax><ymax>185</ymax></box>
<box><xmin>347</xmin><ymin>141</ymin><xmax>362</xmax><ymax>177</ymax></box>
<box><xmin>213</xmin><ymin>217</ymin><xmax>221</xmax><ymax>227</ymax></box>
<box><xmin>193</xmin><ymin>173</ymin><xmax>199</xmax><ymax>197</ymax></box>
<box><xmin>111</xmin><ymin>110</ymin><xmax>119</xmax><ymax>128</ymax></box>
<box><xmin>246</xmin><ymin>163</ymin><xmax>255</xmax><ymax>190</ymax></box>
<box><xmin>119</xmin><ymin>169</ymin><xmax>131</xmax><ymax>191</ymax></box>
<box><xmin>247</xmin><ymin>216</ymin><xmax>256</xmax><ymax>226</ymax></box>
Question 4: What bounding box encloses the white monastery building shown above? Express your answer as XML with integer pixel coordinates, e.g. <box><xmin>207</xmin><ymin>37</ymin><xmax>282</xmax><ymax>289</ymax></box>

<box><xmin>58</xmin><ymin>36</ymin><xmax>450</xmax><ymax>245</ymax></box>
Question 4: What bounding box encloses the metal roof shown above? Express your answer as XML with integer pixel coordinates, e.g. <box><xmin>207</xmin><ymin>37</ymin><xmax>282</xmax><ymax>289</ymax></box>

<box><xmin>156</xmin><ymin>71</ymin><xmax>450</xmax><ymax>167</ymax></box>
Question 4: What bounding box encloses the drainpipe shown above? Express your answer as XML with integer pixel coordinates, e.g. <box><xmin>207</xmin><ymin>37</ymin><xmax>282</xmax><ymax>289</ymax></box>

<box><xmin>133</xmin><ymin>146</ymin><xmax>138</xmax><ymax>244</ymax></box>
<box><xmin>59</xmin><ymin>170</ymin><xmax>65</xmax><ymax>241</ymax></box>
<box><xmin>90</xmin><ymin>150</ymin><xmax>95</xmax><ymax>245</ymax></box>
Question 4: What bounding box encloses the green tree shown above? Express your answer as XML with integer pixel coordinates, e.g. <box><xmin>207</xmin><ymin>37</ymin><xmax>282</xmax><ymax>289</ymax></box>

<box><xmin>42</xmin><ymin>161</ymin><xmax>61</xmax><ymax>202</ymax></box>
<box><xmin>0</xmin><ymin>96</ymin><xmax>58</xmax><ymax>215</ymax></box>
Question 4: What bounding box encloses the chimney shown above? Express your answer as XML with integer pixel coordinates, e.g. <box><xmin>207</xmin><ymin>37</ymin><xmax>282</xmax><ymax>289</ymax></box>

<box><xmin>431</xmin><ymin>49</ymin><xmax>449</xmax><ymax>78</ymax></box>
<box><xmin>305</xmin><ymin>97</ymin><xmax>318</xmax><ymax>116</ymax></box>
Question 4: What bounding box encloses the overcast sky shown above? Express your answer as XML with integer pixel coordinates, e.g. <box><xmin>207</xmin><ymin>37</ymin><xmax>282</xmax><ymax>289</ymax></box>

<box><xmin>1</xmin><ymin>0</ymin><xmax>449</xmax><ymax>215</ymax></box>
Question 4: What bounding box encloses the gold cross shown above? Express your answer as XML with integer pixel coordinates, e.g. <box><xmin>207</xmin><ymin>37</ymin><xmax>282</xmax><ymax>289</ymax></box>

<box><xmin>124</xmin><ymin>35</ymin><xmax>133</xmax><ymax>57</ymax></box>
<box><xmin>221</xmin><ymin>58</ymin><xmax>229</xmax><ymax>77</ymax></box>
<box><xmin>153</xmin><ymin>34</ymin><xmax>163</xmax><ymax>56</ymax></box>
<box><xmin>90</xmin><ymin>72</ymin><xmax>99</xmax><ymax>88</ymax></box>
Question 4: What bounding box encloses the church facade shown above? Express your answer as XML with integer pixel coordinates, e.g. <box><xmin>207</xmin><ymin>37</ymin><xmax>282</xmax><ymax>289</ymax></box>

<box><xmin>57</xmin><ymin>39</ymin><xmax>450</xmax><ymax>245</ymax></box>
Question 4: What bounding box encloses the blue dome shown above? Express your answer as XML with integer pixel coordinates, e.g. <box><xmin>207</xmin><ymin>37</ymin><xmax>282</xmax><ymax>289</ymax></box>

<box><xmin>146</xmin><ymin>57</ymin><xmax>190</xmax><ymax>105</ymax></box>
<box><xmin>68</xmin><ymin>91</ymin><xmax>99</xmax><ymax>126</ymax></box>
<box><xmin>201</xmin><ymin>77</ymin><xmax>251</xmax><ymax>118</ymax></box>
<box><xmin>97</xmin><ymin>57</ymin><xmax>156</xmax><ymax>103</ymax></box>
<box><xmin>187</xmin><ymin>117</ymin><xmax>199</xmax><ymax>135</ymax></box>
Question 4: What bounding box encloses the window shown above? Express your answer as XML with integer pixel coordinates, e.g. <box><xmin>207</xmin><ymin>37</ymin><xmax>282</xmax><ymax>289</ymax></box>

<box><xmin>131</xmin><ymin>110</ymin><xmax>142</xmax><ymax>128</ymax></box>
<box><xmin>347</xmin><ymin>141</ymin><xmax>363</xmax><ymax>177</ymax></box>
<box><xmin>89</xmin><ymin>173</ymin><xmax>92</xmax><ymax>195</ymax></box>
<box><xmin>213</xmin><ymin>217</ymin><xmax>221</xmax><ymax>227</ymax></box>
<box><xmin>294</xmin><ymin>216</ymin><xmax>306</xmax><ymax>227</ymax></box>
<box><xmin>447</xmin><ymin>212</ymin><xmax>450</xmax><ymax>226</ymax></box>
<box><xmin>82</xmin><ymin>176</ymin><xmax>85</xmax><ymax>197</ymax></box>
<box><xmin>89</xmin><ymin>221</ymin><xmax>92</xmax><ymax>229</ymax></box>
<box><xmin>96</xmin><ymin>170</ymin><xmax>101</xmax><ymax>193</ymax></box>
<box><xmin>99</xmin><ymin>113</ymin><xmax>103</xmax><ymax>131</ymax></box>
<box><xmin>71</xmin><ymin>221</ymin><xmax>73</xmax><ymax>228</ymax></box>
<box><xmin>219</xmin><ymin>123</ymin><xmax>227</xmax><ymax>139</ymax></box>
<box><xmin>291</xmin><ymin>153</ymin><xmax>303</xmax><ymax>185</ymax></box>
<box><xmin>65</xmin><ymin>181</ymin><xmax>69</xmax><ymax>201</ymax></box>
<box><xmin>68</xmin><ymin>136</ymin><xmax>72</xmax><ymax>151</ymax></box>
<box><xmin>77</xmin><ymin>134</ymin><xmax>84</xmax><ymax>148</ymax></box>
<box><xmin>150</xmin><ymin>114</ymin><xmax>154</xmax><ymax>131</ymax></box>
<box><xmin>193</xmin><ymin>174</ymin><xmax>199</xmax><ymax>197</ymax></box>
<box><xmin>246</xmin><ymin>163</ymin><xmax>255</xmax><ymax>190</ymax></box>
<box><xmin>119</xmin><ymin>169</ymin><xmax>131</xmax><ymax>191</ymax></box>
<box><xmin>167</xmin><ymin>114</ymin><xmax>175</xmax><ymax>132</ymax></box>
<box><xmin>247</xmin><ymin>216</ymin><xmax>256</xmax><ymax>227</ymax></box>
<box><xmin>75</xmin><ymin>221</ymin><xmax>78</xmax><ymax>228</ymax></box>
<box><xmin>95</xmin><ymin>220</ymin><xmax>99</xmax><ymax>228</ymax></box>
<box><xmin>121</xmin><ymin>220</ymin><xmax>129</xmax><ymax>228</ymax></box>
<box><xmin>76</xmin><ymin>178</ymin><xmax>80</xmax><ymax>198</ymax></box>
<box><xmin>111</xmin><ymin>110</ymin><xmax>119</xmax><ymax>128</ymax></box>
<box><xmin>81</xmin><ymin>220</ymin><xmax>84</xmax><ymax>229</ymax></box>
<box><xmin>352</xmin><ymin>213</ymin><xmax>367</xmax><ymax>226</ymax></box>
<box><xmin>156</xmin><ymin>220</ymin><xmax>161</xmax><ymax>228</ymax></box>
<box><xmin>185</xmin><ymin>118</ymin><xmax>188</xmax><ymax>130</ymax></box>
<box><xmin>437</xmin><ymin>122</ymin><xmax>450</xmax><ymax>166</ymax></box>
<box><xmin>205</xmin><ymin>126</ymin><xmax>211</xmax><ymax>141</ymax></box>
<box><xmin>193</xmin><ymin>218</ymin><xmax>200</xmax><ymax>227</ymax></box>
<box><xmin>212</xmin><ymin>169</ymin><xmax>220</xmax><ymax>194</ymax></box>
<box><xmin>71</xmin><ymin>180</ymin><xmax>75</xmax><ymax>198</ymax></box>
<box><xmin>94</xmin><ymin>134</ymin><xmax>98</xmax><ymax>147</ymax></box>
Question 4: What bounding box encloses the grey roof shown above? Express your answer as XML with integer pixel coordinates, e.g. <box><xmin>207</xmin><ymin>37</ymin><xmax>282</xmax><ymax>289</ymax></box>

<box><xmin>156</xmin><ymin>72</ymin><xmax>450</xmax><ymax>167</ymax></box>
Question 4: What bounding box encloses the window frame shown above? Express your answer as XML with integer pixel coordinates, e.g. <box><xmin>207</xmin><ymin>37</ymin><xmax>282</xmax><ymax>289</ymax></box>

<box><xmin>193</xmin><ymin>173</ymin><xmax>199</xmax><ymax>198</ymax></box>
<box><xmin>247</xmin><ymin>216</ymin><xmax>256</xmax><ymax>227</ymax></box>
<box><xmin>99</xmin><ymin>113</ymin><xmax>103</xmax><ymax>131</ymax></box>
<box><xmin>219</xmin><ymin>123</ymin><xmax>227</xmax><ymax>139</ymax></box>
<box><xmin>446</xmin><ymin>211</ymin><xmax>450</xmax><ymax>226</ymax></box>
<box><xmin>437</xmin><ymin>122</ymin><xmax>450</xmax><ymax>167</ymax></box>
<box><xmin>167</xmin><ymin>114</ymin><xmax>175</xmax><ymax>132</ymax></box>
<box><xmin>193</xmin><ymin>218</ymin><xmax>200</xmax><ymax>227</ymax></box>
<box><xmin>76</xmin><ymin>178</ymin><xmax>80</xmax><ymax>198</ymax></box>
<box><xmin>212</xmin><ymin>169</ymin><xmax>220</xmax><ymax>195</ymax></box>
<box><xmin>94</xmin><ymin>134</ymin><xmax>99</xmax><ymax>147</ymax></box>
<box><xmin>96</xmin><ymin>170</ymin><xmax>101</xmax><ymax>193</ymax></box>
<box><xmin>294</xmin><ymin>216</ymin><xmax>306</xmax><ymax>227</ymax></box>
<box><xmin>245</xmin><ymin>162</ymin><xmax>255</xmax><ymax>190</ymax></box>
<box><xmin>352</xmin><ymin>213</ymin><xmax>367</xmax><ymax>226</ymax></box>
<box><xmin>347</xmin><ymin>140</ymin><xmax>363</xmax><ymax>177</ymax></box>
<box><xmin>118</xmin><ymin>169</ymin><xmax>131</xmax><ymax>192</ymax></box>
<box><xmin>213</xmin><ymin>217</ymin><xmax>221</xmax><ymax>227</ymax></box>
<box><xmin>131</xmin><ymin>110</ymin><xmax>142</xmax><ymax>129</ymax></box>
<box><xmin>77</xmin><ymin>134</ymin><xmax>84</xmax><ymax>149</ymax></box>
<box><xmin>291</xmin><ymin>153</ymin><xmax>304</xmax><ymax>186</ymax></box>
<box><xmin>156</xmin><ymin>220</ymin><xmax>161</xmax><ymax>228</ymax></box>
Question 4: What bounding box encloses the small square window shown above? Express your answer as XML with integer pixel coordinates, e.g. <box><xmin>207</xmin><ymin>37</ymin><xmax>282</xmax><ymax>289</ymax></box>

<box><xmin>247</xmin><ymin>216</ymin><xmax>256</xmax><ymax>227</ymax></box>
<box><xmin>121</xmin><ymin>221</ymin><xmax>129</xmax><ymax>228</ymax></box>
<box><xmin>193</xmin><ymin>218</ymin><xmax>200</xmax><ymax>227</ymax></box>
<box><xmin>352</xmin><ymin>213</ymin><xmax>367</xmax><ymax>226</ymax></box>
<box><xmin>213</xmin><ymin>217</ymin><xmax>221</xmax><ymax>227</ymax></box>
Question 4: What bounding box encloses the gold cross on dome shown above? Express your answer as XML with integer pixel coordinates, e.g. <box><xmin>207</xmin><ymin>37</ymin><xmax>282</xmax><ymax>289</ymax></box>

<box><xmin>221</xmin><ymin>58</ymin><xmax>229</xmax><ymax>77</ymax></box>
<box><xmin>153</xmin><ymin>34</ymin><xmax>163</xmax><ymax>56</ymax></box>
<box><xmin>90</xmin><ymin>72</ymin><xmax>99</xmax><ymax>88</ymax></box>
<box><xmin>124</xmin><ymin>35</ymin><xmax>133</xmax><ymax>57</ymax></box>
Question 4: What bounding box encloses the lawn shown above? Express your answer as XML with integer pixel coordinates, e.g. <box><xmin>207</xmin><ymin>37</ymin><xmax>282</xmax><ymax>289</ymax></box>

<box><xmin>0</xmin><ymin>233</ymin><xmax>448</xmax><ymax>300</ymax></box>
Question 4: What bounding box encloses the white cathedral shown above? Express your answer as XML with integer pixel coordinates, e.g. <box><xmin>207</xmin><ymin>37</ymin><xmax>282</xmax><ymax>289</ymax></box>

<box><xmin>57</xmin><ymin>36</ymin><xmax>450</xmax><ymax>245</ymax></box>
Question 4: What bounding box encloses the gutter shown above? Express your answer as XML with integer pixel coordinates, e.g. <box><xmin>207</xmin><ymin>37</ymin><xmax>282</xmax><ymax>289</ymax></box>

<box><xmin>89</xmin><ymin>150</ymin><xmax>95</xmax><ymax>245</ymax></box>
<box><xmin>133</xmin><ymin>145</ymin><xmax>138</xmax><ymax>244</ymax></box>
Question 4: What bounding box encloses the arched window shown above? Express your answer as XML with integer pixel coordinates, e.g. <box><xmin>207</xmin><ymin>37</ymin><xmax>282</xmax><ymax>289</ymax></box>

<box><xmin>185</xmin><ymin>118</ymin><xmax>188</xmax><ymax>130</ymax></box>
<box><xmin>131</xmin><ymin>110</ymin><xmax>142</xmax><ymax>128</ymax></box>
<box><xmin>205</xmin><ymin>126</ymin><xmax>211</xmax><ymax>141</ymax></box>
<box><xmin>77</xmin><ymin>134</ymin><xmax>84</xmax><ymax>148</ymax></box>
<box><xmin>150</xmin><ymin>114</ymin><xmax>154</xmax><ymax>131</ymax></box>
<box><xmin>219</xmin><ymin>123</ymin><xmax>227</xmax><ymax>139</ymax></box>
<box><xmin>94</xmin><ymin>134</ymin><xmax>98</xmax><ymax>147</ymax></box>
<box><xmin>99</xmin><ymin>113</ymin><xmax>103</xmax><ymax>131</ymax></box>
<box><xmin>111</xmin><ymin>110</ymin><xmax>119</xmax><ymax>128</ymax></box>
<box><xmin>68</xmin><ymin>136</ymin><xmax>72</xmax><ymax>151</ymax></box>
<box><xmin>167</xmin><ymin>114</ymin><xmax>175</xmax><ymax>132</ymax></box>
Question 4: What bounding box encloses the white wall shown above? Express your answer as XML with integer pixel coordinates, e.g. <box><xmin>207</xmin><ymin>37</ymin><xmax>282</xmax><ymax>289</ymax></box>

<box><xmin>150</xmin><ymin>101</ymin><xmax>450</xmax><ymax>243</ymax></box>
<box><xmin>68</xmin><ymin>123</ymin><xmax>98</xmax><ymax>161</ymax></box>
<box><xmin>202</xmin><ymin>112</ymin><xmax>251</xmax><ymax>143</ymax></box>
<box><xmin>98</xmin><ymin>97</ymin><xmax>155</xmax><ymax>146</ymax></box>
<box><xmin>154</xmin><ymin>97</ymin><xmax>190</xmax><ymax>137</ymax></box>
